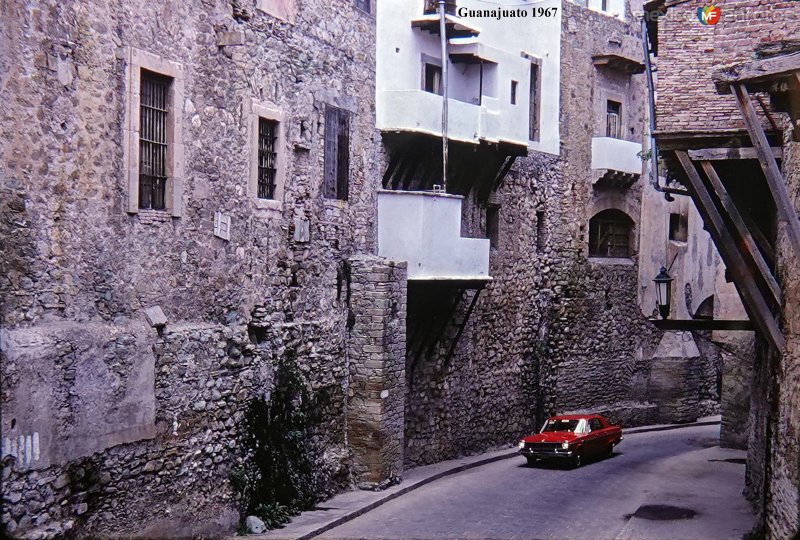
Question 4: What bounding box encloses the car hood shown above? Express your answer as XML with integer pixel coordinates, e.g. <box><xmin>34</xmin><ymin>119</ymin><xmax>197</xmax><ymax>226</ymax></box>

<box><xmin>521</xmin><ymin>432</ymin><xmax>581</xmax><ymax>443</ymax></box>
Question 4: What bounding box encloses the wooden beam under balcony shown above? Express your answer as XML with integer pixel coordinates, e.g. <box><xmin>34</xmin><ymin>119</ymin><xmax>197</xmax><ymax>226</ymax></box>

<box><xmin>687</xmin><ymin>147</ymin><xmax>783</xmax><ymax>161</ymax></box>
<box><xmin>713</xmin><ymin>50</ymin><xmax>800</xmax><ymax>94</ymax></box>
<box><xmin>675</xmin><ymin>150</ymin><xmax>784</xmax><ymax>351</ymax></box>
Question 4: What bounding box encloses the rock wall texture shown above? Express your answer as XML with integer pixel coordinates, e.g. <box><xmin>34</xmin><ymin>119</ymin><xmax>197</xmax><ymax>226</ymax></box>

<box><xmin>0</xmin><ymin>0</ymin><xmax>384</xmax><ymax>537</ymax></box>
<box><xmin>655</xmin><ymin>0</ymin><xmax>800</xmax><ymax>134</ymax></box>
<box><xmin>346</xmin><ymin>256</ymin><xmax>407</xmax><ymax>486</ymax></box>
<box><xmin>762</xmin><ymin>141</ymin><xmax>800</xmax><ymax>539</ymax></box>
<box><xmin>401</xmin><ymin>1</ymin><xmax>708</xmax><ymax>468</ymax></box>
<box><xmin>653</xmin><ymin>0</ymin><xmax>800</xmax><ymax>535</ymax></box>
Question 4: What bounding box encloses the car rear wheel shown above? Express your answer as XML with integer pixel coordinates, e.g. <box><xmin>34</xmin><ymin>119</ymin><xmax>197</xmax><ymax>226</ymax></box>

<box><xmin>605</xmin><ymin>444</ymin><xmax>614</xmax><ymax>458</ymax></box>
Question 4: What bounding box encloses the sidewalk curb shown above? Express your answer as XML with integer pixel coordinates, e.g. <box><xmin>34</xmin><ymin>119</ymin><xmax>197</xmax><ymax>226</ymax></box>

<box><xmin>622</xmin><ymin>419</ymin><xmax>721</xmax><ymax>436</ymax></box>
<box><xmin>257</xmin><ymin>418</ymin><xmax>722</xmax><ymax>540</ymax></box>
<box><xmin>290</xmin><ymin>450</ymin><xmax>518</xmax><ymax>540</ymax></box>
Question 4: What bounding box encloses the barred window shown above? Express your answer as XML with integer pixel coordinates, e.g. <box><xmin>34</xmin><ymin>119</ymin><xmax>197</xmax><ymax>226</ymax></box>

<box><xmin>139</xmin><ymin>70</ymin><xmax>171</xmax><ymax>210</ymax></box>
<box><xmin>258</xmin><ymin>118</ymin><xmax>279</xmax><ymax>199</ymax></box>
<box><xmin>589</xmin><ymin>209</ymin><xmax>633</xmax><ymax>258</ymax></box>
<box><xmin>323</xmin><ymin>106</ymin><xmax>350</xmax><ymax>201</ymax></box>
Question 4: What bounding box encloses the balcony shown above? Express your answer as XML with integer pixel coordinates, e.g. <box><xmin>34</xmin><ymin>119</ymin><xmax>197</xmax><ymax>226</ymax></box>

<box><xmin>591</xmin><ymin>137</ymin><xmax>643</xmax><ymax>189</ymax></box>
<box><xmin>377</xmin><ymin>89</ymin><xmax>529</xmax><ymax>147</ymax></box>
<box><xmin>377</xmin><ymin>190</ymin><xmax>490</xmax><ymax>282</ymax></box>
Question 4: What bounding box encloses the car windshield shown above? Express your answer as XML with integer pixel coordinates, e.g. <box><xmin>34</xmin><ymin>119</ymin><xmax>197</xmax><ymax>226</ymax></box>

<box><xmin>541</xmin><ymin>419</ymin><xmax>580</xmax><ymax>433</ymax></box>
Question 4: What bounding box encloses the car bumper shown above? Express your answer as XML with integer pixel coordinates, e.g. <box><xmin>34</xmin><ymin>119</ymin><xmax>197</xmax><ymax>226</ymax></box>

<box><xmin>519</xmin><ymin>449</ymin><xmax>574</xmax><ymax>460</ymax></box>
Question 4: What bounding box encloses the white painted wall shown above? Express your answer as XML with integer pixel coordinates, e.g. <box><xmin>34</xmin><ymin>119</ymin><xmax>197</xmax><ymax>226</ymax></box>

<box><xmin>377</xmin><ymin>191</ymin><xmax>490</xmax><ymax>280</ymax></box>
<box><xmin>376</xmin><ymin>0</ymin><xmax>561</xmax><ymax>155</ymax></box>
<box><xmin>586</xmin><ymin>0</ymin><xmax>626</xmax><ymax>19</ymax></box>
<box><xmin>591</xmin><ymin>137</ymin><xmax>643</xmax><ymax>175</ymax></box>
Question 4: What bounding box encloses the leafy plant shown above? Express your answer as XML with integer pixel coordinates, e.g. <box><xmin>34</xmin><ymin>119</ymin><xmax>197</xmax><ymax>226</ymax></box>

<box><xmin>231</xmin><ymin>359</ymin><xmax>320</xmax><ymax>531</ymax></box>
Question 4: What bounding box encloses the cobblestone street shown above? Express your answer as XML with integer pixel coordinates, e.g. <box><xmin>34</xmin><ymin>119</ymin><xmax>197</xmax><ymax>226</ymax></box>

<box><xmin>319</xmin><ymin>424</ymin><xmax>755</xmax><ymax>540</ymax></box>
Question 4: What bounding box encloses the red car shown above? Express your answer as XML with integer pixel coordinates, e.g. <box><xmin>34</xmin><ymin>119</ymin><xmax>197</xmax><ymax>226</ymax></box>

<box><xmin>518</xmin><ymin>414</ymin><xmax>622</xmax><ymax>468</ymax></box>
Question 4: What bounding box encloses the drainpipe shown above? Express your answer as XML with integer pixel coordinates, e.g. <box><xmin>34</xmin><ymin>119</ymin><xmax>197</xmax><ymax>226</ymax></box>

<box><xmin>641</xmin><ymin>17</ymin><xmax>687</xmax><ymax>200</ymax></box>
<box><xmin>439</xmin><ymin>0</ymin><xmax>449</xmax><ymax>193</ymax></box>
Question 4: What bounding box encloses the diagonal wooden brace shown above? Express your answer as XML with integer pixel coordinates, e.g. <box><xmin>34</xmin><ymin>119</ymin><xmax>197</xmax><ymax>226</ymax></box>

<box><xmin>676</xmin><ymin>151</ymin><xmax>784</xmax><ymax>352</ymax></box>
<box><xmin>732</xmin><ymin>83</ymin><xmax>800</xmax><ymax>262</ymax></box>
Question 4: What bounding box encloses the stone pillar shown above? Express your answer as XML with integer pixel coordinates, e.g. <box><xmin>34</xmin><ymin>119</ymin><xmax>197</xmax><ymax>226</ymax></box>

<box><xmin>346</xmin><ymin>256</ymin><xmax>407</xmax><ymax>486</ymax></box>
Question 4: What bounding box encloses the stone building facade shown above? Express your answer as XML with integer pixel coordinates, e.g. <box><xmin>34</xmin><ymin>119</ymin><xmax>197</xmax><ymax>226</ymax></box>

<box><xmin>645</xmin><ymin>0</ymin><xmax>800</xmax><ymax>536</ymax></box>
<box><xmin>1</xmin><ymin>0</ymin><xmax>736</xmax><ymax>538</ymax></box>
<box><xmin>0</xmin><ymin>0</ymin><xmax>390</xmax><ymax>536</ymax></box>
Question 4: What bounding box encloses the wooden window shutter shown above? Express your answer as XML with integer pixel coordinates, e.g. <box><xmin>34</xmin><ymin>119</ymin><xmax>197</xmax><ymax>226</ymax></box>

<box><xmin>336</xmin><ymin>110</ymin><xmax>350</xmax><ymax>200</ymax></box>
<box><xmin>324</xmin><ymin>106</ymin><xmax>339</xmax><ymax>199</ymax></box>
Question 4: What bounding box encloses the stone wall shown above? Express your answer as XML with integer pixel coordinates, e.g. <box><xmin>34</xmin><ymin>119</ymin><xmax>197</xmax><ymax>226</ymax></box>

<box><xmin>401</xmin><ymin>0</ymin><xmax>695</xmax><ymax>468</ymax></box>
<box><xmin>762</xmin><ymin>141</ymin><xmax>800</xmax><ymax>539</ymax></box>
<box><xmin>346</xmin><ymin>256</ymin><xmax>407</xmax><ymax>487</ymax></box>
<box><xmin>0</xmin><ymin>0</ymin><xmax>382</xmax><ymax>536</ymax></box>
<box><xmin>655</xmin><ymin>0</ymin><xmax>799</xmax><ymax>134</ymax></box>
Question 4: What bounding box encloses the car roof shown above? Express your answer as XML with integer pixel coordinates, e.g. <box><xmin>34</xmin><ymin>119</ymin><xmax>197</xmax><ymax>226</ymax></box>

<box><xmin>548</xmin><ymin>414</ymin><xmax>603</xmax><ymax>421</ymax></box>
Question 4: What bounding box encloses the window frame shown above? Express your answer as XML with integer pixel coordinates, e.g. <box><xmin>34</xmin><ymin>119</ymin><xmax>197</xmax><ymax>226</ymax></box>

<box><xmin>486</xmin><ymin>204</ymin><xmax>500</xmax><ymax>249</ymax></box>
<box><xmin>123</xmin><ymin>47</ymin><xmax>184</xmax><ymax>217</ymax></box>
<box><xmin>421</xmin><ymin>54</ymin><xmax>443</xmax><ymax>96</ymax></box>
<box><xmin>248</xmin><ymin>99</ymin><xmax>286</xmax><ymax>215</ymax></box>
<box><xmin>528</xmin><ymin>59</ymin><xmax>542</xmax><ymax>142</ymax></box>
<box><xmin>588</xmin><ymin>209</ymin><xmax>634</xmax><ymax>259</ymax></box>
<box><xmin>606</xmin><ymin>99</ymin><xmax>623</xmax><ymax>139</ymax></box>
<box><xmin>323</xmin><ymin>105</ymin><xmax>351</xmax><ymax>201</ymax></box>
<box><xmin>355</xmin><ymin>0</ymin><xmax>370</xmax><ymax>14</ymax></box>
<box><xmin>510</xmin><ymin>80</ymin><xmax>518</xmax><ymax>105</ymax></box>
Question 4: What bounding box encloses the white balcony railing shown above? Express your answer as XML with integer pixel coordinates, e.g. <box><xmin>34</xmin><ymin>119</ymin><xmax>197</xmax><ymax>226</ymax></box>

<box><xmin>377</xmin><ymin>190</ymin><xmax>490</xmax><ymax>281</ymax></box>
<box><xmin>591</xmin><ymin>137</ymin><xmax>643</xmax><ymax>175</ymax></box>
<box><xmin>377</xmin><ymin>89</ymin><xmax>529</xmax><ymax>147</ymax></box>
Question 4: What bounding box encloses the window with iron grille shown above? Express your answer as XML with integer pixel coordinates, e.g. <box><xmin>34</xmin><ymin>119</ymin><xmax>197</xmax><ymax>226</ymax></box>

<box><xmin>606</xmin><ymin>100</ymin><xmax>622</xmax><ymax>139</ymax></box>
<box><xmin>257</xmin><ymin>118</ymin><xmax>279</xmax><ymax>199</ymax></box>
<box><xmin>355</xmin><ymin>0</ymin><xmax>370</xmax><ymax>13</ymax></box>
<box><xmin>139</xmin><ymin>70</ymin><xmax>171</xmax><ymax>210</ymax></box>
<box><xmin>323</xmin><ymin>106</ymin><xmax>350</xmax><ymax>200</ymax></box>
<box><xmin>589</xmin><ymin>209</ymin><xmax>633</xmax><ymax>258</ymax></box>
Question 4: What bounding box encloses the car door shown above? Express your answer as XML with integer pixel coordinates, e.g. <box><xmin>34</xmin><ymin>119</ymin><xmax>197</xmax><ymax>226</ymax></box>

<box><xmin>587</xmin><ymin>418</ymin><xmax>605</xmax><ymax>456</ymax></box>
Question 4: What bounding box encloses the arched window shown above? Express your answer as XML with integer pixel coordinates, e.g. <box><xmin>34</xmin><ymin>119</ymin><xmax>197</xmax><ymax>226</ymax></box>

<box><xmin>589</xmin><ymin>209</ymin><xmax>634</xmax><ymax>258</ymax></box>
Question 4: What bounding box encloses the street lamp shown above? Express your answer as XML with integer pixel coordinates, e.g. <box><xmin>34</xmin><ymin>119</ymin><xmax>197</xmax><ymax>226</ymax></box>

<box><xmin>653</xmin><ymin>266</ymin><xmax>674</xmax><ymax>319</ymax></box>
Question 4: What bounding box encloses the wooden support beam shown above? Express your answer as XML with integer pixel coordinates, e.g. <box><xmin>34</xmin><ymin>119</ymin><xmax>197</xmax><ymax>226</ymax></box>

<box><xmin>740</xmin><ymin>209</ymin><xmax>776</xmax><ymax>264</ymax></box>
<box><xmin>675</xmin><ymin>151</ymin><xmax>784</xmax><ymax>351</ymax></box>
<box><xmin>733</xmin><ymin>83</ymin><xmax>800</xmax><ymax>262</ymax></box>
<box><xmin>713</xmin><ymin>50</ymin><xmax>800</xmax><ymax>94</ymax></box>
<box><xmin>687</xmin><ymin>147</ymin><xmax>783</xmax><ymax>161</ymax></box>
<box><xmin>649</xmin><ymin>319</ymin><xmax>754</xmax><ymax>332</ymax></box>
<box><xmin>443</xmin><ymin>287</ymin><xmax>483</xmax><ymax>369</ymax></box>
<box><xmin>699</xmin><ymin>160</ymin><xmax>782</xmax><ymax>307</ymax></box>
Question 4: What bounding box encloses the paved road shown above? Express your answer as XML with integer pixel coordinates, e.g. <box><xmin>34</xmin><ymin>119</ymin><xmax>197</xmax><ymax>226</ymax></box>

<box><xmin>320</xmin><ymin>424</ymin><xmax>755</xmax><ymax>540</ymax></box>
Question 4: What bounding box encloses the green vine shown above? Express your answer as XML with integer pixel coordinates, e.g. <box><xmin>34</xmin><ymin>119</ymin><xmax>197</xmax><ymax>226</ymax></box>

<box><xmin>230</xmin><ymin>360</ymin><xmax>320</xmax><ymax>531</ymax></box>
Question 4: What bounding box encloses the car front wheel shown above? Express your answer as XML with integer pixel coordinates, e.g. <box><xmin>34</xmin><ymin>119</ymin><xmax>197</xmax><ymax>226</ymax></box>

<box><xmin>572</xmin><ymin>452</ymin><xmax>582</xmax><ymax>468</ymax></box>
<box><xmin>526</xmin><ymin>457</ymin><xmax>537</xmax><ymax>467</ymax></box>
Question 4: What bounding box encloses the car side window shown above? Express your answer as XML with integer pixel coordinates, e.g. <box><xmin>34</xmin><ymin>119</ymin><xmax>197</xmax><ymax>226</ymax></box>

<box><xmin>589</xmin><ymin>419</ymin><xmax>603</xmax><ymax>431</ymax></box>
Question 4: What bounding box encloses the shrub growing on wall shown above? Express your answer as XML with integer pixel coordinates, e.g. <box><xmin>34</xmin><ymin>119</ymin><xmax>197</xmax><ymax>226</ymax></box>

<box><xmin>231</xmin><ymin>359</ymin><xmax>321</xmax><ymax>530</ymax></box>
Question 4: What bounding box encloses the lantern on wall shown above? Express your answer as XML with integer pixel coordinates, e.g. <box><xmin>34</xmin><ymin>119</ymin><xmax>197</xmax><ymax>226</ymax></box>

<box><xmin>653</xmin><ymin>266</ymin><xmax>674</xmax><ymax>320</ymax></box>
